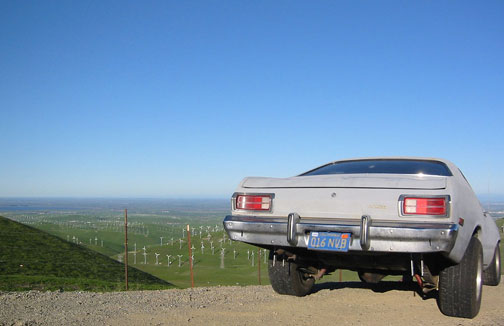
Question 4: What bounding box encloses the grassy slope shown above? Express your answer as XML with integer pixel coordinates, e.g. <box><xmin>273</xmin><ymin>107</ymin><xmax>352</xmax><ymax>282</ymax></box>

<box><xmin>0</xmin><ymin>216</ymin><xmax>173</xmax><ymax>291</ymax></box>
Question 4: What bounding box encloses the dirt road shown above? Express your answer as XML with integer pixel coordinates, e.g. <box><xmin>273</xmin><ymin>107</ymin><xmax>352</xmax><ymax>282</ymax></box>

<box><xmin>1</xmin><ymin>280</ymin><xmax>503</xmax><ymax>325</ymax></box>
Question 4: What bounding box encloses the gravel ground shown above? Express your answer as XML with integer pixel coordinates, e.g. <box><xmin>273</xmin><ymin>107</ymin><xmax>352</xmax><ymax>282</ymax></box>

<box><xmin>1</xmin><ymin>281</ymin><xmax>503</xmax><ymax>326</ymax></box>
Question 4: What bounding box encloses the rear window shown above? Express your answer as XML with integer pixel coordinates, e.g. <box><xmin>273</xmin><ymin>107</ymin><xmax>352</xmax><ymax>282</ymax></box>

<box><xmin>301</xmin><ymin>159</ymin><xmax>452</xmax><ymax>176</ymax></box>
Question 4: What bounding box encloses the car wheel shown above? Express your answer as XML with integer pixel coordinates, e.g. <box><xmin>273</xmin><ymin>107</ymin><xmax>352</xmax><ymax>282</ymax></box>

<box><xmin>483</xmin><ymin>243</ymin><xmax>501</xmax><ymax>286</ymax></box>
<box><xmin>438</xmin><ymin>236</ymin><xmax>483</xmax><ymax>319</ymax></box>
<box><xmin>268</xmin><ymin>250</ymin><xmax>314</xmax><ymax>297</ymax></box>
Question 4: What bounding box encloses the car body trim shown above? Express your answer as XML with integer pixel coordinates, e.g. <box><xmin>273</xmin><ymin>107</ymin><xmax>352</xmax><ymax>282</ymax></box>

<box><xmin>360</xmin><ymin>215</ymin><xmax>371</xmax><ymax>250</ymax></box>
<box><xmin>223</xmin><ymin>215</ymin><xmax>459</xmax><ymax>253</ymax></box>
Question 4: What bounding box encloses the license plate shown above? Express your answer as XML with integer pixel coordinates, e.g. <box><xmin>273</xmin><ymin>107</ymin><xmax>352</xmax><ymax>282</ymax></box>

<box><xmin>307</xmin><ymin>232</ymin><xmax>351</xmax><ymax>252</ymax></box>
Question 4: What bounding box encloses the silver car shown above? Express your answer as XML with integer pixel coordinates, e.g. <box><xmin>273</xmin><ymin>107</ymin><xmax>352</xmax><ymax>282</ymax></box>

<box><xmin>223</xmin><ymin>157</ymin><xmax>501</xmax><ymax>318</ymax></box>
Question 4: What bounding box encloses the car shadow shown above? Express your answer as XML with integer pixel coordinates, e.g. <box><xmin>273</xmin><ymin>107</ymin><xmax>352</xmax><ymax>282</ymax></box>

<box><xmin>311</xmin><ymin>280</ymin><xmax>437</xmax><ymax>301</ymax></box>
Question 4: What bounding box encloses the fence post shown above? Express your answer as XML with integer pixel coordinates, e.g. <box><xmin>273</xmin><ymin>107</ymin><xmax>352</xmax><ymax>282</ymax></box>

<box><xmin>187</xmin><ymin>224</ymin><xmax>194</xmax><ymax>288</ymax></box>
<box><xmin>124</xmin><ymin>209</ymin><xmax>129</xmax><ymax>291</ymax></box>
<box><xmin>258</xmin><ymin>248</ymin><xmax>261</xmax><ymax>285</ymax></box>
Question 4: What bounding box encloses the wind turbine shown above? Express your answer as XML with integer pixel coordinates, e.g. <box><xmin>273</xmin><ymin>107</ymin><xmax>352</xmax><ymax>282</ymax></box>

<box><xmin>160</xmin><ymin>237</ymin><xmax>164</xmax><ymax>246</ymax></box>
<box><xmin>220</xmin><ymin>248</ymin><xmax>225</xmax><ymax>269</ymax></box>
<box><xmin>167</xmin><ymin>255</ymin><xmax>172</xmax><ymax>267</ymax></box>
<box><xmin>177</xmin><ymin>255</ymin><xmax>183</xmax><ymax>267</ymax></box>
<box><xmin>155</xmin><ymin>253</ymin><xmax>160</xmax><ymax>265</ymax></box>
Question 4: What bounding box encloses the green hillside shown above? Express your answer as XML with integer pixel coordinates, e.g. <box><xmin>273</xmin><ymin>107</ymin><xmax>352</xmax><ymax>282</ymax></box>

<box><xmin>0</xmin><ymin>216</ymin><xmax>173</xmax><ymax>291</ymax></box>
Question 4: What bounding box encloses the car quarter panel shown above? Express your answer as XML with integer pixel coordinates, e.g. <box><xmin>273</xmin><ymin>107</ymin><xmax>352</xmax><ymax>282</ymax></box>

<box><xmin>446</xmin><ymin>167</ymin><xmax>500</xmax><ymax>266</ymax></box>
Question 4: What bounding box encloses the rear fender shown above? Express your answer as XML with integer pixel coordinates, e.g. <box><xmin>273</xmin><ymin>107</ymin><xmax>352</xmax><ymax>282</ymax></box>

<box><xmin>445</xmin><ymin>221</ymin><xmax>478</xmax><ymax>264</ymax></box>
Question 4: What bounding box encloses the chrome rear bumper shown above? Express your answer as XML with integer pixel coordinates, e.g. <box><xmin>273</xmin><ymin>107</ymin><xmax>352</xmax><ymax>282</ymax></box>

<box><xmin>223</xmin><ymin>215</ymin><xmax>458</xmax><ymax>253</ymax></box>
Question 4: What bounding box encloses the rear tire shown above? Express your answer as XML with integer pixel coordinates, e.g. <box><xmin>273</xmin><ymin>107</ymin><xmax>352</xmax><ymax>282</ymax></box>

<box><xmin>438</xmin><ymin>237</ymin><xmax>483</xmax><ymax>319</ymax></box>
<box><xmin>268</xmin><ymin>250</ymin><xmax>314</xmax><ymax>297</ymax></box>
<box><xmin>483</xmin><ymin>243</ymin><xmax>501</xmax><ymax>286</ymax></box>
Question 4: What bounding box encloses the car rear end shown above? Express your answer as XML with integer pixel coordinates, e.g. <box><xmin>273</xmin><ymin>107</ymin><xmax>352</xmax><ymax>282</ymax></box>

<box><xmin>223</xmin><ymin>158</ymin><xmax>459</xmax><ymax>275</ymax></box>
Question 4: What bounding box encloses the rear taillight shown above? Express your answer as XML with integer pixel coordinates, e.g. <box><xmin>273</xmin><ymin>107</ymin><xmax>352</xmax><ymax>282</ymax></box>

<box><xmin>235</xmin><ymin>194</ymin><xmax>272</xmax><ymax>211</ymax></box>
<box><xmin>402</xmin><ymin>196</ymin><xmax>448</xmax><ymax>216</ymax></box>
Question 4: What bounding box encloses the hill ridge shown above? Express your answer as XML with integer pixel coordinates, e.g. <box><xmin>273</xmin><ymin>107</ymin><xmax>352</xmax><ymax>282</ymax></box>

<box><xmin>0</xmin><ymin>216</ymin><xmax>172</xmax><ymax>291</ymax></box>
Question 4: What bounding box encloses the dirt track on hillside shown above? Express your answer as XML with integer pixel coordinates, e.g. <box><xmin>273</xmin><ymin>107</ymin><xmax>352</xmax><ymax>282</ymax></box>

<box><xmin>1</xmin><ymin>280</ymin><xmax>503</xmax><ymax>326</ymax></box>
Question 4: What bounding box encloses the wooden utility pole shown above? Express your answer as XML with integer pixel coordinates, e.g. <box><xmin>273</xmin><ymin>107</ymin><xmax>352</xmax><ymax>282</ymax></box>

<box><xmin>187</xmin><ymin>224</ymin><xmax>194</xmax><ymax>288</ymax></box>
<box><xmin>124</xmin><ymin>208</ymin><xmax>129</xmax><ymax>291</ymax></box>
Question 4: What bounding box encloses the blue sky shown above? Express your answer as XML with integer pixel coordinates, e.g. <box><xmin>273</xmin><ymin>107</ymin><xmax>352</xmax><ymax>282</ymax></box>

<box><xmin>1</xmin><ymin>1</ymin><xmax>503</xmax><ymax>198</ymax></box>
